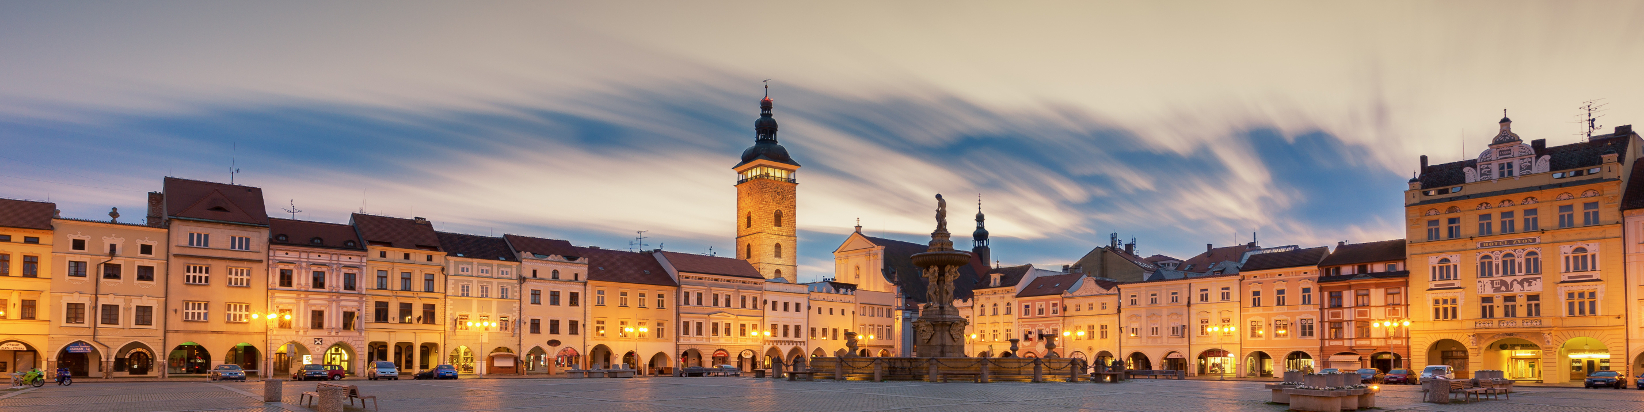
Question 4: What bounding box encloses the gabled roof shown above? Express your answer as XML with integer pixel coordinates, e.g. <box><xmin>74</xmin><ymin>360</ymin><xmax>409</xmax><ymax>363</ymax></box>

<box><xmin>1177</xmin><ymin>243</ymin><xmax>1257</xmax><ymax>271</ymax></box>
<box><xmin>503</xmin><ymin>234</ymin><xmax>582</xmax><ymax>260</ymax></box>
<box><xmin>862</xmin><ymin>235</ymin><xmax>982</xmax><ymax>303</ymax></box>
<box><xmin>659</xmin><ymin>251</ymin><xmax>763</xmax><ymax>279</ymax></box>
<box><xmin>163</xmin><ymin>177</ymin><xmax>269</xmax><ymax>226</ymax></box>
<box><xmin>0</xmin><ymin>198</ymin><xmax>55</xmax><ymax>230</ymax></box>
<box><xmin>1421</xmin><ymin>131</ymin><xmax>1633</xmax><ymax>189</ymax></box>
<box><xmin>1016</xmin><ymin>273</ymin><xmax>1082</xmax><ymax>298</ymax></box>
<box><xmin>269</xmin><ymin>218</ymin><xmax>363</xmax><ymax>250</ymax></box>
<box><xmin>583</xmin><ymin>248</ymin><xmax>676</xmax><ymax>287</ymax></box>
<box><xmin>974</xmin><ymin>264</ymin><xmax>1032</xmax><ymax>289</ymax></box>
<box><xmin>350</xmin><ymin>213</ymin><xmax>441</xmax><ymax>251</ymax></box>
<box><xmin>436</xmin><ymin>231</ymin><xmax>518</xmax><ymax>262</ymax></box>
<box><xmin>1319</xmin><ymin>239</ymin><xmax>1406</xmax><ymax>267</ymax></box>
<box><xmin>1241</xmin><ymin>246</ymin><xmax>1329</xmax><ymax>272</ymax></box>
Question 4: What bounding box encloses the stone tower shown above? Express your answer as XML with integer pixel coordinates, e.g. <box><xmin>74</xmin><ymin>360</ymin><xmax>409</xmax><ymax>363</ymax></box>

<box><xmin>734</xmin><ymin>87</ymin><xmax>800</xmax><ymax>283</ymax></box>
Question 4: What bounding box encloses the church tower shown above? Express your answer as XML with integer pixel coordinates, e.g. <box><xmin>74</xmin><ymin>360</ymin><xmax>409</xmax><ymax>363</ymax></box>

<box><xmin>972</xmin><ymin>195</ymin><xmax>990</xmax><ymax>268</ymax></box>
<box><xmin>734</xmin><ymin>86</ymin><xmax>800</xmax><ymax>283</ymax></box>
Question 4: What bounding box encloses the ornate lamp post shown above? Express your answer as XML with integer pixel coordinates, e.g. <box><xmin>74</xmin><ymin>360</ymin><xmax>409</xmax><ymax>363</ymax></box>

<box><xmin>1373</xmin><ymin>320</ymin><xmax>1410</xmax><ymax>369</ymax></box>
<box><xmin>622</xmin><ymin>326</ymin><xmax>647</xmax><ymax>371</ymax></box>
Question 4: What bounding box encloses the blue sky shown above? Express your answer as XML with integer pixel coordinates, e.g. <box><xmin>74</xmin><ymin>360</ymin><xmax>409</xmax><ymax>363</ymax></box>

<box><xmin>2</xmin><ymin>1</ymin><xmax>1641</xmax><ymax>282</ymax></box>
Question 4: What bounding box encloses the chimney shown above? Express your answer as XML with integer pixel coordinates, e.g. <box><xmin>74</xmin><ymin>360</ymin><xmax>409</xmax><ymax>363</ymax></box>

<box><xmin>1062</xmin><ymin>264</ymin><xmax>1071</xmax><ymax>273</ymax></box>
<box><xmin>146</xmin><ymin>191</ymin><xmax>164</xmax><ymax>227</ymax></box>
<box><xmin>1531</xmin><ymin>139</ymin><xmax>1546</xmax><ymax>154</ymax></box>
<box><xmin>1419</xmin><ymin>155</ymin><xmax>1428</xmax><ymax>174</ymax></box>
<box><xmin>1338</xmin><ymin>240</ymin><xmax>1345</xmax><ymax>248</ymax></box>
<box><xmin>1124</xmin><ymin>242</ymin><xmax>1135</xmax><ymax>255</ymax></box>
<box><xmin>1207</xmin><ymin>243</ymin><xmax>1214</xmax><ymax>253</ymax></box>
<box><xmin>413</xmin><ymin>217</ymin><xmax>429</xmax><ymax>225</ymax></box>
<box><xmin>1618</xmin><ymin>125</ymin><xmax>1634</xmax><ymax>136</ymax></box>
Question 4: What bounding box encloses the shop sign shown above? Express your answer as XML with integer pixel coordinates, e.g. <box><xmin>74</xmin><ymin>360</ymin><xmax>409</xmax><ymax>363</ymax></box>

<box><xmin>1477</xmin><ymin>276</ymin><xmax>1541</xmax><ymax>294</ymax></box>
<box><xmin>1478</xmin><ymin>237</ymin><xmax>1538</xmax><ymax>249</ymax></box>
<box><xmin>0</xmin><ymin>342</ymin><xmax>27</xmax><ymax>351</ymax></box>
<box><xmin>712</xmin><ymin>349</ymin><xmax>730</xmax><ymax>358</ymax></box>
<box><xmin>66</xmin><ymin>342</ymin><xmax>94</xmax><ymax>353</ymax></box>
<box><xmin>739</xmin><ymin>350</ymin><xmax>755</xmax><ymax>359</ymax></box>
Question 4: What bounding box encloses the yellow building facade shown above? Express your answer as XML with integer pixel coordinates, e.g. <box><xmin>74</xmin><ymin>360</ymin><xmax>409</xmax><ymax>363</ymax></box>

<box><xmin>352</xmin><ymin>213</ymin><xmax>447</xmax><ymax>375</ymax></box>
<box><xmin>50</xmin><ymin>215</ymin><xmax>168</xmax><ymax>378</ymax></box>
<box><xmin>0</xmin><ymin>198</ymin><xmax>55</xmax><ymax>376</ymax></box>
<box><xmin>1407</xmin><ymin>119</ymin><xmax>1641</xmax><ymax>382</ymax></box>
<box><xmin>155</xmin><ymin>178</ymin><xmax>271</xmax><ymax>377</ymax></box>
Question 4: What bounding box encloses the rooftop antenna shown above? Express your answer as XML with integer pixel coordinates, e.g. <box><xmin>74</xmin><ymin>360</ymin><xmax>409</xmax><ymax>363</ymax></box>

<box><xmin>708</xmin><ymin>246</ymin><xmax>715</xmax><ymax>257</ymax></box>
<box><xmin>628</xmin><ymin>230</ymin><xmax>649</xmax><ymax>252</ymax></box>
<box><xmin>281</xmin><ymin>199</ymin><xmax>302</xmax><ymax>220</ymax></box>
<box><xmin>360</xmin><ymin>189</ymin><xmax>367</xmax><ymax>214</ymax></box>
<box><xmin>1575</xmin><ymin>99</ymin><xmax>1609</xmax><ymax>139</ymax></box>
<box><xmin>229</xmin><ymin>142</ymin><xmax>241</xmax><ymax>185</ymax></box>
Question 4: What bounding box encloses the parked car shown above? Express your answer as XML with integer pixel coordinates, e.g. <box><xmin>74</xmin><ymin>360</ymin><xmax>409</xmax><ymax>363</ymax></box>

<box><xmin>1585</xmin><ymin>370</ymin><xmax>1625</xmax><ymax>389</ymax></box>
<box><xmin>1419</xmin><ymin>365</ymin><xmax>1454</xmax><ymax>381</ymax></box>
<box><xmin>293</xmin><ymin>364</ymin><xmax>347</xmax><ymax>381</ymax></box>
<box><xmin>415</xmin><ymin>364</ymin><xmax>459</xmax><ymax>380</ymax></box>
<box><xmin>1356</xmin><ymin>369</ymin><xmax>1384</xmax><ymax>383</ymax></box>
<box><xmin>367</xmin><ymin>361</ymin><xmax>399</xmax><ymax>381</ymax></box>
<box><xmin>209</xmin><ymin>364</ymin><xmax>246</xmax><ymax>382</ymax></box>
<box><xmin>1634</xmin><ymin>374</ymin><xmax>1644</xmax><ymax>390</ymax></box>
<box><xmin>1383</xmin><ymin>369</ymin><xmax>1414</xmax><ymax>385</ymax></box>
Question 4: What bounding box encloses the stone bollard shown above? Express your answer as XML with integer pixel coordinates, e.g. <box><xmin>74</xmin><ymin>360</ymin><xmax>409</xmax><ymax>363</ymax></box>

<box><xmin>771</xmin><ymin>359</ymin><xmax>784</xmax><ymax>380</ymax></box>
<box><xmin>317</xmin><ymin>384</ymin><xmax>348</xmax><ymax>412</ymax></box>
<box><xmin>928</xmin><ymin>361</ymin><xmax>940</xmax><ymax>383</ymax></box>
<box><xmin>262</xmin><ymin>379</ymin><xmax>283</xmax><ymax>403</ymax></box>
<box><xmin>834</xmin><ymin>359</ymin><xmax>845</xmax><ymax>381</ymax></box>
<box><xmin>1069</xmin><ymin>360</ymin><xmax>1080</xmax><ymax>383</ymax></box>
<box><xmin>980</xmin><ymin>359</ymin><xmax>991</xmax><ymax>383</ymax></box>
<box><xmin>873</xmin><ymin>360</ymin><xmax>883</xmax><ymax>382</ymax></box>
<box><xmin>1032</xmin><ymin>359</ymin><xmax>1044</xmax><ymax>383</ymax></box>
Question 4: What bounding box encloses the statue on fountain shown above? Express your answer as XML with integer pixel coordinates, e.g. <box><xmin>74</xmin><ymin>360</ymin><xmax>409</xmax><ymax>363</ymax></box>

<box><xmin>910</xmin><ymin>193</ymin><xmax>971</xmax><ymax>358</ymax></box>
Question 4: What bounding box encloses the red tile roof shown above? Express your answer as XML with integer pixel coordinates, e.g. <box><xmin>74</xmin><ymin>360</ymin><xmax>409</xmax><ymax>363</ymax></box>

<box><xmin>1241</xmin><ymin>246</ymin><xmax>1329</xmax><ymax>272</ymax></box>
<box><xmin>163</xmin><ymin>177</ymin><xmax>269</xmax><ymax>226</ymax></box>
<box><xmin>436</xmin><ymin>231</ymin><xmax>518</xmax><ymax>262</ymax></box>
<box><xmin>0</xmin><ymin>198</ymin><xmax>55</xmax><ymax>230</ymax></box>
<box><xmin>974</xmin><ymin>264</ymin><xmax>1032</xmax><ymax>289</ymax></box>
<box><xmin>583</xmin><ymin>248</ymin><xmax>676</xmax><ymax>287</ymax></box>
<box><xmin>658</xmin><ymin>251</ymin><xmax>763</xmax><ymax>279</ymax></box>
<box><xmin>1178</xmin><ymin>243</ymin><xmax>1257</xmax><ymax>271</ymax></box>
<box><xmin>1319</xmin><ymin>239</ymin><xmax>1406</xmax><ymax>267</ymax></box>
<box><xmin>1016</xmin><ymin>273</ymin><xmax>1082</xmax><ymax>297</ymax></box>
<box><xmin>350</xmin><ymin>213</ymin><xmax>441</xmax><ymax>251</ymax></box>
<box><xmin>503</xmin><ymin>234</ymin><xmax>582</xmax><ymax>259</ymax></box>
<box><xmin>269</xmin><ymin>218</ymin><xmax>363</xmax><ymax>250</ymax></box>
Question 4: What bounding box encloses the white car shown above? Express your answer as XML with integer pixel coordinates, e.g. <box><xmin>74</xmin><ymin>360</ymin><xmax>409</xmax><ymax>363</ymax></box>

<box><xmin>1419</xmin><ymin>365</ymin><xmax>1454</xmax><ymax>380</ymax></box>
<box><xmin>367</xmin><ymin>361</ymin><xmax>399</xmax><ymax>380</ymax></box>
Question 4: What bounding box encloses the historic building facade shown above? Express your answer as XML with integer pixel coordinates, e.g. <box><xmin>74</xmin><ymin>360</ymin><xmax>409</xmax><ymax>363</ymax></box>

<box><xmin>265</xmin><ymin>218</ymin><xmax>368</xmax><ymax>377</ymax></box>
<box><xmin>761</xmin><ymin>278</ymin><xmax>810</xmax><ymax>367</ymax></box>
<box><xmin>437</xmin><ymin>231</ymin><xmax>521</xmax><ymax>375</ymax></box>
<box><xmin>1407</xmin><ymin>118</ymin><xmax>1641</xmax><ymax>382</ymax></box>
<box><xmin>805</xmin><ymin>281</ymin><xmax>857</xmax><ymax>357</ymax></box>
<box><xmin>0</xmin><ymin>199</ymin><xmax>54</xmax><ymax>377</ymax></box>
<box><xmin>1015</xmin><ymin>273</ymin><xmax>1080</xmax><ymax>358</ymax></box>
<box><xmin>735</xmin><ymin>92</ymin><xmax>800</xmax><ymax>283</ymax></box>
<box><xmin>581</xmin><ymin>248</ymin><xmax>675</xmax><ymax>374</ymax></box>
<box><xmin>155</xmin><ymin>178</ymin><xmax>271</xmax><ymax>377</ymax></box>
<box><xmin>50</xmin><ymin>213</ymin><xmax>169</xmax><ymax>378</ymax></box>
<box><xmin>506</xmin><ymin>234</ymin><xmax>587</xmax><ymax>375</ymax></box>
<box><xmin>1317</xmin><ymin>239</ymin><xmax>1410</xmax><ymax>373</ymax></box>
<box><xmin>658</xmin><ymin>251</ymin><xmax>766</xmax><ymax>371</ymax></box>
<box><xmin>1060</xmin><ymin>276</ymin><xmax>1121</xmax><ymax>367</ymax></box>
<box><xmin>352</xmin><ymin>213</ymin><xmax>446</xmax><ymax>375</ymax></box>
<box><xmin>1238</xmin><ymin>246</ymin><xmax>1328</xmax><ymax>377</ymax></box>
<box><xmin>966</xmin><ymin>264</ymin><xmax>1034</xmax><ymax>357</ymax></box>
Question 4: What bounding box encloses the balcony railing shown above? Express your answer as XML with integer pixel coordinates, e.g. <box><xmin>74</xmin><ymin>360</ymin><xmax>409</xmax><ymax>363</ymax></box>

<box><xmin>737</xmin><ymin>175</ymin><xmax>796</xmax><ymax>184</ymax></box>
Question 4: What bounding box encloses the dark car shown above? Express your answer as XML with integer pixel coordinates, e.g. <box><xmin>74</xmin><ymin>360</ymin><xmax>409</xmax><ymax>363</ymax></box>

<box><xmin>1356</xmin><ymin>368</ymin><xmax>1384</xmax><ymax>384</ymax></box>
<box><xmin>209</xmin><ymin>364</ymin><xmax>246</xmax><ymax>382</ymax></box>
<box><xmin>293</xmin><ymin>364</ymin><xmax>347</xmax><ymax>381</ymax></box>
<box><xmin>1585</xmin><ymin>370</ymin><xmax>1625</xmax><ymax>389</ymax></box>
<box><xmin>1634</xmin><ymin>374</ymin><xmax>1644</xmax><ymax>390</ymax></box>
<box><xmin>414</xmin><ymin>365</ymin><xmax>459</xmax><ymax>380</ymax></box>
<box><xmin>1383</xmin><ymin>369</ymin><xmax>1414</xmax><ymax>385</ymax></box>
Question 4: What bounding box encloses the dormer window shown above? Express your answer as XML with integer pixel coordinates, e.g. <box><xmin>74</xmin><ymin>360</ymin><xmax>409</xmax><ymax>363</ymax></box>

<box><xmin>311</xmin><ymin>237</ymin><xmax>324</xmax><ymax>245</ymax></box>
<box><xmin>275</xmin><ymin>234</ymin><xmax>288</xmax><ymax>242</ymax></box>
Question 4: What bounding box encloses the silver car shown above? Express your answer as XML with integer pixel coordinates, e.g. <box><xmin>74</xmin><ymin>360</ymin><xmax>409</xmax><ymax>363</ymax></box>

<box><xmin>367</xmin><ymin>361</ymin><xmax>399</xmax><ymax>380</ymax></box>
<box><xmin>1420</xmin><ymin>365</ymin><xmax>1454</xmax><ymax>380</ymax></box>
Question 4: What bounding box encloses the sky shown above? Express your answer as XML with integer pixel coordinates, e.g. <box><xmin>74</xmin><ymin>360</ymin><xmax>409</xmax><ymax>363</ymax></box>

<box><xmin>2</xmin><ymin>1</ymin><xmax>1642</xmax><ymax>283</ymax></box>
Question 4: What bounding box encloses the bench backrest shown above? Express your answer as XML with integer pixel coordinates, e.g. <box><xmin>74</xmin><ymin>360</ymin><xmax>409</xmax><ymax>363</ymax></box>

<box><xmin>1449</xmin><ymin>380</ymin><xmax>1467</xmax><ymax>389</ymax></box>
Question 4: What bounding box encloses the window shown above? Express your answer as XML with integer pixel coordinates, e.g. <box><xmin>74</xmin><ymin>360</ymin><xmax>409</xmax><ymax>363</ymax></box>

<box><xmin>21</xmin><ymin>236</ymin><xmax>36</xmax><ymax>244</ymax></box>
<box><xmin>374</xmin><ymin>302</ymin><xmax>389</xmax><ymax>322</ymax></box>
<box><xmin>188</xmin><ymin>232</ymin><xmax>209</xmax><ymax>247</ymax></box>
<box><xmin>20</xmin><ymin>300</ymin><xmax>35</xmax><ymax>319</ymax></box>
<box><xmin>1385</xmin><ymin>288</ymin><xmax>1402</xmax><ymax>305</ymax></box>
<box><xmin>68</xmin><ymin>261</ymin><xmax>87</xmax><ymax>277</ymax></box>
<box><xmin>1583</xmin><ymin>202</ymin><xmax>1599</xmax><ymax>226</ymax></box>
<box><xmin>1299</xmin><ymin>318</ymin><xmax>1315</xmax><ymax>338</ymax></box>
<box><xmin>134</xmin><ymin>306</ymin><xmax>153</xmax><ymax>326</ymax></box>
<box><xmin>550</xmin><ymin>269</ymin><xmax>560</xmax><ymax>279</ymax></box>
<box><xmin>460</xmin><ymin>284</ymin><xmax>471</xmax><ymax>297</ymax></box>
<box><xmin>1220</xmin><ymin>287</ymin><xmax>1230</xmax><ymax>301</ymax></box>
<box><xmin>1328</xmin><ymin>291</ymin><xmax>1343</xmax><ymax>308</ymax></box>
<box><xmin>1100</xmin><ymin>324</ymin><xmax>1109</xmax><ymax>339</ymax></box>
<box><xmin>0</xmin><ymin>254</ymin><xmax>7</xmax><ymax>276</ymax></box>
<box><xmin>1432</xmin><ymin>258</ymin><xmax>1456</xmax><ymax>281</ymax></box>
<box><xmin>229</xmin><ymin>236</ymin><xmax>251</xmax><ymax>251</ymax></box>
<box><xmin>1501</xmin><ymin>211</ymin><xmax>1516</xmax><ymax>233</ymax></box>
<box><xmin>184</xmin><ymin>301</ymin><xmax>208</xmax><ymax>322</ymax></box>
<box><xmin>746</xmin><ymin>213</ymin><xmax>752</xmax><ymax>228</ymax></box>
<box><xmin>376</xmin><ymin>271</ymin><xmax>388</xmax><ymax>289</ymax></box>
<box><xmin>1301</xmin><ymin>287</ymin><xmax>1313</xmax><ymax>305</ymax></box>
<box><xmin>656</xmin><ymin>322</ymin><xmax>665</xmax><ymax>339</ymax></box>
<box><xmin>1169</xmin><ymin>291</ymin><xmax>1179</xmax><ymax>303</ymax></box>
<box><xmin>1199</xmin><ymin>289</ymin><xmax>1209</xmax><ymax>302</ymax></box>
<box><xmin>1328</xmin><ymin>322</ymin><xmax>1343</xmax><ymax>339</ymax></box>
<box><xmin>1502</xmin><ymin>253</ymin><xmax>1519</xmax><ymax>276</ymax></box>
<box><xmin>1526</xmin><ymin>294</ymin><xmax>1541</xmax><ymax>316</ymax></box>
<box><xmin>342</xmin><ymin>311</ymin><xmax>356</xmax><ymax>330</ymax></box>
<box><xmin>1354</xmin><ymin>289</ymin><xmax>1370</xmax><ymax>306</ymax></box>
<box><xmin>1447</xmin><ymin>217</ymin><xmax>1461</xmax><ymax>239</ymax></box>
<box><xmin>1565</xmin><ymin>247</ymin><xmax>1594</xmax><ymax>272</ymax></box>
<box><xmin>1480</xmin><ymin>296</ymin><xmax>1496</xmax><ymax>318</ymax></box>
<box><xmin>1526</xmin><ymin>252</ymin><xmax>1541</xmax><ymax>274</ymax></box>
<box><xmin>568</xmin><ymin>292</ymin><xmax>579</xmax><ymax>306</ymax></box>
<box><xmin>227</xmin><ymin>267</ymin><xmax>250</xmax><ymax>287</ymax></box>
<box><xmin>1524</xmin><ymin>208</ymin><xmax>1539</xmax><ymax>231</ymax></box>
<box><xmin>774</xmin><ymin>243</ymin><xmax>782</xmax><ymax>258</ymax></box>
<box><xmin>656</xmin><ymin>294</ymin><xmax>665</xmax><ymax>309</ymax></box>
<box><xmin>1502</xmin><ymin>296</ymin><xmax>1518</xmax><ymax>318</ymax></box>
<box><xmin>568</xmin><ymin>320</ymin><xmax>579</xmax><ymax>335</ymax></box>
<box><xmin>65</xmin><ymin>303</ymin><xmax>86</xmax><ymax>324</ymax></box>
<box><xmin>1478</xmin><ymin>213</ymin><xmax>1493</xmax><ymax>235</ymax></box>
<box><xmin>101</xmin><ymin>304</ymin><xmax>119</xmax><ymax>325</ymax></box>
<box><xmin>531</xmin><ymin>319</ymin><xmax>541</xmax><ymax>334</ymax></box>
<box><xmin>71</xmin><ymin>238</ymin><xmax>88</xmax><ymax>250</ymax></box>
<box><xmin>774</xmin><ymin>210</ymin><xmax>783</xmax><ymax>227</ymax></box>
<box><xmin>1433</xmin><ymin>297</ymin><xmax>1457</xmax><ymax>320</ymax></box>
<box><xmin>639</xmin><ymin>292</ymin><xmax>648</xmax><ymax>308</ymax></box>
<box><xmin>1426</xmin><ymin>219</ymin><xmax>1440</xmax><ymax>240</ymax></box>
<box><xmin>619</xmin><ymin>291</ymin><xmax>629</xmax><ymax>307</ymax></box>
<box><xmin>532</xmin><ymin>290</ymin><xmax>542</xmax><ymax>305</ymax></box>
<box><xmin>310</xmin><ymin>310</ymin><xmax>325</xmax><ymax>329</ymax></box>
<box><xmin>185</xmin><ymin>264</ymin><xmax>209</xmax><ymax>284</ymax></box>
<box><xmin>311</xmin><ymin>271</ymin><xmax>326</xmax><ymax>289</ymax></box>
<box><xmin>1354</xmin><ymin>320</ymin><xmax>1370</xmax><ymax>338</ymax></box>
<box><xmin>21</xmin><ymin>256</ymin><xmax>35</xmax><ymax>277</ymax></box>
<box><xmin>549</xmin><ymin>319</ymin><xmax>561</xmax><ymax>334</ymax></box>
<box><xmin>1559</xmin><ymin>204</ymin><xmax>1575</xmax><ymax>228</ymax></box>
<box><xmin>596</xmin><ymin>290</ymin><xmax>606</xmax><ymax>306</ymax></box>
<box><xmin>499</xmin><ymin>316</ymin><xmax>509</xmax><ymax>331</ymax></box>
<box><xmin>422</xmin><ymin>304</ymin><xmax>436</xmax><ymax>324</ymax></box>
<box><xmin>1250</xmin><ymin>290</ymin><xmax>1261</xmax><ymax>307</ymax></box>
<box><xmin>399</xmin><ymin>303</ymin><xmax>413</xmax><ymax>323</ymax></box>
<box><xmin>1128</xmin><ymin>295</ymin><xmax>1137</xmax><ymax>306</ymax></box>
<box><xmin>279</xmin><ymin>269</ymin><xmax>294</xmax><ymax>287</ymax></box>
<box><xmin>1478</xmin><ymin>255</ymin><xmax>1495</xmax><ymax>277</ymax></box>
<box><xmin>343</xmin><ymin>272</ymin><xmax>356</xmax><ymax>291</ymax></box>
<box><xmin>479</xmin><ymin>285</ymin><xmax>489</xmax><ymax>298</ymax></box>
<box><xmin>1275</xmin><ymin>289</ymin><xmax>1287</xmax><ymax>306</ymax></box>
<box><xmin>1274</xmin><ymin>320</ymin><xmax>1289</xmax><ymax>336</ymax></box>
<box><xmin>400</xmin><ymin>272</ymin><xmax>412</xmax><ymax>291</ymax></box>
<box><xmin>139</xmin><ymin>243</ymin><xmax>153</xmax><ymax>255</ymax></box>
<box><xmin>424</xmin><ymin>274</ymin><xmax>435</xmax><ymax>292</ymax></box>
<box><xmin>1567</xmin><ymin>290</ymin><xmax>1598</xmax><ymax>316</ymax></box>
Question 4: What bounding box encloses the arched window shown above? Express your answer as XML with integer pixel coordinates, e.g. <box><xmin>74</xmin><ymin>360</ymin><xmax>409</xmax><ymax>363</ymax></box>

<box><xmin>1501</xmin><ymin>253</ymin><xmax>1518</xmax><ymax>276</ymax></box>
<box><xmin>991</xmin><ymin>303</ymin><xmax>998</xmax><ymax>316</ymax></box>
<box><xmin>1433</xmin><ymin>258</ymin><xmax>1455</xmax><ymax>281</ymax></box>
<box><xmin>1478</xmin><ymin>255</ymin><xmax>1494</xmax><ymax>277</ymax></box>
<box><xmin>774</xmin><ymin>243</ymin><xmax>782</xmax><ymax>258</ymax></box>
<box><xmin>551</xmin><ymin>270</ymin><xmax>560</xmax><ymax>280</ymax></box>
<box><xmin>1525</xmin><ymin>251</ymin><xmax>1541</xmax><ymax>274</ymax></box>
<box><xmin>1566</xmin><ymin>247</ymin><xmax>1592</xmax><ymax>272</ymax></box>
<box><xmin>774</xmin><ymin>269</ymin><xmax>783</xmax><ymax>278</ymax></box>
<box><xmin>746</xmin><ymin>244</ymin><xmax>751</xmax><ymax>259</ymax></box>
<box><xmin>746</xmin><ymin>213</ymin><xmax>752</xmax><ymax>228</ymax></box>
<box><xmin>1005</xmin><ymin>305</ymin><xmax>1012</xmax><ymax>315</ymax></box>
<box><xmin>774</xmin><ymin>210</ymin><xmax>783</xmax><ymax>227</ymax></box>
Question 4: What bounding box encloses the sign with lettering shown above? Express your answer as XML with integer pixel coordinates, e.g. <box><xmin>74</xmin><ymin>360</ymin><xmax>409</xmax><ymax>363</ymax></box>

<box><xmin>0</xmin><ymin>342</ymin><xmax>26</xmax><ymax>351</ymax></box>
<box><xmin>1478</xmin><ymin>237</ymin><xmax>1539</xmax><ymax>249</ymax></box>
<box><xmin>1478</xmin><ymin>276</ymin><xmax>1542</xmax><ymax>294</ymax></box>
<box><xmin>66</xmin><ymin>342</ymin><xmax>93</xmax><ymax>353</ymax></box>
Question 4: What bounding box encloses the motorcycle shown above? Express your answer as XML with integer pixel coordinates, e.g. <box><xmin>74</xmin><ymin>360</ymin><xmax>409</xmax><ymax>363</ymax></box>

<box><xmin>55</xmin><ymin>368</ymin><xmax>72</xmax><ymax>386</ymax></box>
<box><xmin>20</xmin><ymin>368</ymin><xmax>45</xmax><ymax>387</ymax></box>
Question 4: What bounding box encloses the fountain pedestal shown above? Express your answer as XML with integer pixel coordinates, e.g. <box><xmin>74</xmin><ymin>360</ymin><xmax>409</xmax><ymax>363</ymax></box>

<box><xmin>909</xmin><ymin>194</ymin><xmax>971</xmax><ymax>358</ymax></box>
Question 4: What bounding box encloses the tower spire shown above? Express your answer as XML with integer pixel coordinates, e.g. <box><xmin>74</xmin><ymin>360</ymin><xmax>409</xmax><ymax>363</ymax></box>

<box><xmin>755</xmin><ymin>81</ymin><xmax>777</xmax><ymax>142</ymax></box>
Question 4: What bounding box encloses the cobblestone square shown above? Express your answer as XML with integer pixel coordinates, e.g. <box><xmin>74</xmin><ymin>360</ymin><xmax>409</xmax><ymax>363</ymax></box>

<box><xmin>3</xmin><ymin>377</ymin><xmax>1640</xmax><ymax>412</ymax></box>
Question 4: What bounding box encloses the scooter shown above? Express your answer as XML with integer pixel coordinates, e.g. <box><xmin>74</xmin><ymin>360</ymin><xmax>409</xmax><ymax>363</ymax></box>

<box><xmin>55</xmin><ymin>368</ymin><xmax>72</xmax><ymax>386</ymax></box>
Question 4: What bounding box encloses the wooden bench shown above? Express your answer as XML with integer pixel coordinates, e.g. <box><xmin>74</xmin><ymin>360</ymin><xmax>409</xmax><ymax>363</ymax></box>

<box><xmin>1448</xmin><ymin>380</ymin><xmax>1477</xmax><ymax>403</ymax></box>
<box><xmin>346</xmin><ymin>385</ymin><xmax>379</xmax><ymax>411</ymax></box>
<box><xmin>787</xmin><ymin>371</ymin><xmax>816</xmax><ymax>381</ymax></box>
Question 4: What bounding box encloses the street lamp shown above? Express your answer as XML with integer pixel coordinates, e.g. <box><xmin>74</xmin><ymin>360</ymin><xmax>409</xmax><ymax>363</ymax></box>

<box><xmin>621</xmin><ymin>326</ymin><xmax>648</xmax><ymax>370</ymax></box>
<box><xmin>1373</xmin><ymin>319</ymin><xmax>1410</xmax><ymax>368</ymax></box>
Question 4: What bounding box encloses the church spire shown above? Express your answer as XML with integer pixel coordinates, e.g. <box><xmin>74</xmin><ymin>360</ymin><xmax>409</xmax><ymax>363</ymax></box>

<box><xmin>972</xmin><ymin>194</ymin><xmax>990</xmax><ymax>264</ymax></box>
<box><xmin>756</xmin><ymin>81</ymin><xmax>778</xmax><ymax>142</ymax></box>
